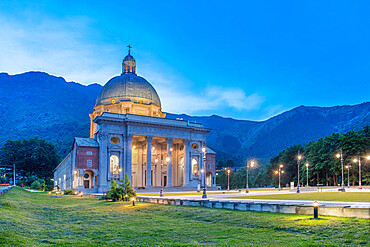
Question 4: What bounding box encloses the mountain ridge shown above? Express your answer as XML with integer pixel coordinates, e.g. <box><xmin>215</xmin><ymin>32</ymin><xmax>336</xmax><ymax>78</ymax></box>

<box><xmin>0</xmin><ymin>71</ymin><xmax>368</xmax><ymax>164</ymax></box>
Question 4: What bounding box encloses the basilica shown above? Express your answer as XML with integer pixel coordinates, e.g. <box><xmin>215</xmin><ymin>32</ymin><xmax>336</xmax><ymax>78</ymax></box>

<box><xmin>54</xmin><ymin>48</ymin><xmax>216</xmax><ymax>193</ymax></box>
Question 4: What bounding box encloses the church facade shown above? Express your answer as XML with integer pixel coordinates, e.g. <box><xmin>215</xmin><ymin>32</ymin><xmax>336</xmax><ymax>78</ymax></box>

<box><xmin>54</xmin><ymin>48</ymin><xmax>216</xmax><ymax>193</ymax></box>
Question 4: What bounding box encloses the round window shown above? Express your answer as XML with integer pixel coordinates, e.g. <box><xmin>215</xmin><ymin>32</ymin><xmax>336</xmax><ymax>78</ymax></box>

<box><xmin>110</xmin><ymin>137</ymin><xmax>120</xmax><ymax>144</ymax></box>
<box><xmin>84</xmin><ymin>174</ymin><xmax>89</xmax><ymax>179</ymax></box>
<box><xmin>191</xmin><ymin>143</ymin><xmax>198</xmax><ymax>149</ymax></box>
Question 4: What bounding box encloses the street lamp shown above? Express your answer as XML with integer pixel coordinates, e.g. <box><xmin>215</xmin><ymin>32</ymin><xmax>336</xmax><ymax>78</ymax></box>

<box><xmin>227</xmin><ymin>169</ymin><xmax>231</xmax><ymax>191</ymax></box>
<box><xmin>345</xmin><ymin>164</ymin><xmax>351</xmax><ymax>188</ymax></box>
<box><xmin>245</xmin><ymin>161</ymin><xmax>255</xmax><ymax>193</ymax></box>
<box><xmin>335</xmin><ymin>148</ymin><xmax>345</xmax><ymax>192</ymax></box>
<box><xmin>202</xmin><ymin>147</ymin><xmax>207</xmax><ymax>199</ymax></box>
<box><xmin>305</xmin><ymin>163</ymin><xmax>309</xmax><ymax>187</ymax></box>
<box><xmin>276</xmin><ymin>164</ymin><xmax>284</xmax><ymax>191</ymax></box>
<box><xmin>297</xmin><ymin>153</ymin><xmax>302</xmax><ymax>193</ymax></box>
<box><xmin>353</xmin><ymin>156</ymin><xmax>363</xmax><ymax>189</ymax></box>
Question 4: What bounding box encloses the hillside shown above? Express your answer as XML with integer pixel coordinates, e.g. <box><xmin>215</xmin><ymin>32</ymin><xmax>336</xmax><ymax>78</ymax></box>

<box><xmin>0</xmin><ymin>71</ymin><xmax>369</xmax><ymax>164</ymax></box>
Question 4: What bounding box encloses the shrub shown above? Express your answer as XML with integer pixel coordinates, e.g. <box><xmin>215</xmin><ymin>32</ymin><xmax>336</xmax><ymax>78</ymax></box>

<box><xmin>64</xmin><ymin>189</ymin><xmax>76</xmax><ymax>195</ymax></box>
<box><xmin>30</xmin><ymin>179</ymin><xmax>46</xmax><ymax>191</ymax></box>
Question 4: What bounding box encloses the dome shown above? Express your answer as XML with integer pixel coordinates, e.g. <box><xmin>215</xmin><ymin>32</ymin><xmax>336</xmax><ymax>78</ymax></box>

<box><xmin>123</xmin><ymin>54</ymin><xmax>135</xmax><ymax>62</ymax></box>
<box><xmin>95</xmin><ymin>73</ymin><xmax>161</xmax><ymax>107</ymax></box>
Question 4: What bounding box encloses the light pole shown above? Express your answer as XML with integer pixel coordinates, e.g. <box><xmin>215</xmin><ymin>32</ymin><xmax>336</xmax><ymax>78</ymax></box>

<box><xmin>297</xmin><ymin>152</ymin><xmax>302</xmax><ymax>193</ymax></box>
<box><xmin>345</xmin><ymin>164</ymin><xmax>350</xmax><ymax>188</ymax></box>
<box><xmin>227</xmin><ymin>169</ymin><xmax>230</xmax><ymax>191</ymax></box>
<box><xmin>202</xmin><ymin>147</ymin><xmax>207</xmax><ymax>199</ymax></box>
<box><xmin>13</xmin><ymin>163</ymin><xmax>16</xmax><ymax>187</ymax></box>
<box><xmin>336</xmin><ymin>148</ymin><xmax>345</xmax><ymax>192</ymax></box>
<box><xmin>305</xmin><ymin>163</ymin><xmax>309</xmax><ymax>187</ymax></box>
<box><xmin>245</xmin><ymin>161</ymin><xmax>255</xmax><ymax>193</ymax></box>
<box><xmin>353</xmin><ymin>155</ymin><xmax>366</xmax><ymax>189</ymax></box>
<box><xmin>275</xmin><ymin>164</ymin><xmax>284</xmax><ymax>191</ymax></box>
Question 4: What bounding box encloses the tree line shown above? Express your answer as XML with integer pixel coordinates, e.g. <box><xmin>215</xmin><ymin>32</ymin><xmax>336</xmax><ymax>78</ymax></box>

<box><xmin>0</xmin><ymin>137</ymin><xmax>60</xmax><ymax>190</ymax></box>
<box><xmin>216</xmin><ymin>126</ymin><xmax>370</xmax><ymax>189</ymax></box>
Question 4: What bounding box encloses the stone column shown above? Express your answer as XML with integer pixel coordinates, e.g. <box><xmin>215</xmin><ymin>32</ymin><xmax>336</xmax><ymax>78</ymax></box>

<box><xmin>98</xmin><ymin>132</ymin><xmax>108</xmax><ymax>193</ymax></box>
<box><xmin>184</xmin><ymin>139</ymin><xmax>191</xmax><ymax>186</ymax></box>
<box><xmin>125</xmin><ymin>134</ymin><xmax>133</xmax><ymax>183</ymax></box>
<box><xmin>146</xmin><ymin>136</ymin><xmax>153</xmax><ymax>187</ymax></box>
<box><xmin>167</xmin><ymin>138</ymin><xmax>173</xmax><ymax>187</ymax></box>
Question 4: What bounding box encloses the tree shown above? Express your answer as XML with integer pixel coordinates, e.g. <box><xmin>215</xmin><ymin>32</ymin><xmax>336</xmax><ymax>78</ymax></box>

<box><xmin>118</xmin><ymin>174</ymin><xmax>136</xmax><ymax>200</ymax></box>
<box><xmin>0</xmin><ymin>137</ymin><xmax>61</xmax><ymax>181</ymax></box>
<box><xmin>107</xmin><ymin>174</ymin><xmax>136</xmax><ymax>202</ymax></box>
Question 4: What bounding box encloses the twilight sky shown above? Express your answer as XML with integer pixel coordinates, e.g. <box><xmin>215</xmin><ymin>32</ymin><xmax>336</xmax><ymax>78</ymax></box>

<box><xmin>0</xmin><ymin>1</ymin><xmax>369</xmax><ymax>120</ymax></box>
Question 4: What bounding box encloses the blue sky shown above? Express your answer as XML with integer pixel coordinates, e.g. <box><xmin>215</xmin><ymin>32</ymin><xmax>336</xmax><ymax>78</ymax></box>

<box><xmin>0</xmin><ymin>1</ymin><xmax>369</xmax><ymax>120</ymax></box>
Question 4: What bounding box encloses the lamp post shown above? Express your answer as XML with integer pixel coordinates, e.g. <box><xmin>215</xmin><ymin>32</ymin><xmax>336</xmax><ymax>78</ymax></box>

<box><xmin>297</xmin><ymin>152</ymin><xmax>302</xmax><ymax>193</ymax></box>
<box><xmin>313</xmin><ymin>201</ymin><xmax>319</xmax><ymax>219</ymax></box>
<box><xmin>275</xmin><ymin>164</ymin><xmax>284</xmax><ymax>191</ymax></box>
<box><xmin>245</xmin><ymin>161</ymin><xmax>255</xmax><ymax>193</ymax></box>
<box><xmin>202</xmin><ymin>147</ymin><xmax>207</xmax><ymax>199</ymax></box>
<box><xmin>336</xmin><ymin>148</ymin><xmax>345</xmax><ymax>192</ymax></box>
<box><xmin>13</xmin><ymin>163</ymin><xmax>16</xmax><ymax>187</ymax></box>
<box><xmin>227</xmin><ymin>169</ymin><xmax>230</xmax><ymax>191</ymax></box>
<box><xmin>305</xmin><ymin>163</ymin><xmax>309</xmax><ymax>187</ymax></box>
<box><xmin>353</xmin><ymin>156</ymin><xmax>364</xmax><ymax>189</ymax></box>
<box><xmin>345</xmin><ymin>164</ymin><xmax>350</xmax><ymax>188</ymax></box>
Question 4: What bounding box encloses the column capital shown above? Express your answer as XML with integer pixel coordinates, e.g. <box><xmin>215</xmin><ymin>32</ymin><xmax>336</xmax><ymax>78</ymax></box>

<box><xmin>146</xmin><ymin>135</ymin><xmax>154</xmax><ymax>142</ymax></box>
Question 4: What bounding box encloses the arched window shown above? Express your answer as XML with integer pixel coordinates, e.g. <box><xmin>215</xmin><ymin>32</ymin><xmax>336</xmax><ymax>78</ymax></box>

<box><xmin>192</xmin><ymin>158</ymin><xmax>198</xmax><ymax>176</ymax></box>
<box><xmin>110</xmin><ymin>155</ymin><xmax>119</xmax><ymax>177</ymax></box>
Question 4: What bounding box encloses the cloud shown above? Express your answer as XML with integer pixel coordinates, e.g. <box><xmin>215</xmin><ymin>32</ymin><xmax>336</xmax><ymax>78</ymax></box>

<box><xmin>140</xmin><ymin>67</ymin><xmax>265</xmax><ymax>114</ymax></box>
<box><xmin>0</xmin><ymin>13</ymin><xmax>267</xmax><ymax>119</ymax></box>
<box><xmin>0</xmin><ymin>15</ymin><xmax>117</xmax><ymax>84</ymax></box>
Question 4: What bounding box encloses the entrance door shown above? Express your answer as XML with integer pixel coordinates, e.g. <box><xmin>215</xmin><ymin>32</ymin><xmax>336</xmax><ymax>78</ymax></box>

<box><xmin>84</xmin><ymin>180</ymin><xmax>90</xmax><ymax>189</ymax></box>
<box><xmin>164</xmin><ymin>176</ymin><xmax>167</xmax><ymax>187</ymax></box>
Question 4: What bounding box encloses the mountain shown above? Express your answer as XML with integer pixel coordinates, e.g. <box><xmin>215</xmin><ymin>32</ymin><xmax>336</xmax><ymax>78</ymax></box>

<box><xmin>0</xmin><ymin>72</ymin><xmax>369</xmax><ymax>164</ymax></box>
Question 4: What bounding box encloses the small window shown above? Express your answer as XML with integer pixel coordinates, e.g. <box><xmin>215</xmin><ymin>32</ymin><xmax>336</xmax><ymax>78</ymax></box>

<box><xmin>87</xmin><ymin>160</ymin><xmax>92</xmax><ymax>167</ymax></box>
<box><xmin>191</xmin><ymin>143</ymin><xmax>198</xmax><ymax>149</ymax></box>
<box><xmin>87</xmin><ymin>151</ymin><xmax>92</xmax><ymax>155</ymax></box>
<box><xmin>110</xmin><ymin>137</ymin><xmax>120</xmax><ymax>144</ymax></box>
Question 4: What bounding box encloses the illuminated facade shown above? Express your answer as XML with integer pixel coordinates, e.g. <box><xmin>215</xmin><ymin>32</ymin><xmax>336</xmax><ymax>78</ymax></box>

<box><xmin>54</xmin><ymin>48</ymin><xmax>216</xmax><ymax>193</ymax></box>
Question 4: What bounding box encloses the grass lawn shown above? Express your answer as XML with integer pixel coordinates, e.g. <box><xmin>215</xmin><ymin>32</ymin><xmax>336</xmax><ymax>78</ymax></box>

<box><xmin>228</xmin><ymin>192</ymin><xmax>370</xmax><ymax>202</ymax></box>
<box><xmin>0</xmin><ymin>187</ymin><xmax>369</xmax><ymax>246</ymax></box>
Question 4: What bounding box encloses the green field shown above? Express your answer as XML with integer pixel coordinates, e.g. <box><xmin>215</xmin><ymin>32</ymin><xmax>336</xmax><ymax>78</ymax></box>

<box><xmin>228</xmin><ymin>192</ymin><xmax>370</xmax><ymax>202</ymax></box>
<box><xmin>0</xmin><ymin>187</ymin><xmax>369</xmax><ymax>246</ymax></box>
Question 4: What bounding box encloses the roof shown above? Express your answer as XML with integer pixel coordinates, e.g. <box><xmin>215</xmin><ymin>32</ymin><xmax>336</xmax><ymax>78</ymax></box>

<box><xmin>206</xmin><ymin>147</ymin><xmax>216</xmax><ymax>154</ymax></box>
<box><xmin>95</xmin><ymin>74</ymin><xmax>161</xmax><ymax>107</ymax></box>
<box><xmin>74</xmin><ymin>137</ymin><xmax>99</xmax><ymax>147</ymax></box>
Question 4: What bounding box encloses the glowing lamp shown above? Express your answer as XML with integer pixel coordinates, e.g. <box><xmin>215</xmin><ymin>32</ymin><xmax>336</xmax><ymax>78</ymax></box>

<box><xmin>306</xmin><ymin>163</ymin><xmax>309</xmax><ymax>167</ymax></box>
<box><xmin>336</xmin><ymin>153</ymin><xmax>340</xmax><ymax>158</ymax></box>
<box><xmin>279</xmin><ymin>164</ymin><xmax>283</xmax><ymax>168</ymax></box>
<box><xmin>155</xmin><ymin>158</ymin><xmax>158</xmax><ymax>163</ymax></box>
<box><xmin>227</xmin><ymin>169</ymin><xmax>230</xmax><ymax>174</ymax></box>
<box><xmin>165</xmin><ymin>157</ymin><xmax>170</xmax><ymax>162</ymax></box>
<box><xmin>201</xmin><ymin>169</ymin><xmax>204</xmax><ymax>173</ymax></box>
<box><xmin>313</xmin><ymin>201</ymin><xmax>319</xmax><ymax>219</ymax></box>
<box><xmin>131</xmin><ymin>197</ymin><xmax>136</xmax><ymax>206</ymax></box>
<box><xmin>367</xmin><ymin>156</ymin><xmax>370</xmax><ymax>160</ymax></box>
<box><xmin>119</xmin><ymin>168</ymin><xmax>122</xmax><ymax>172</ymax></box>
<box><xmin>275</xmin><ymin>171</ymin><xmax>278</xmax><ymax>174</ymax></box>
<box><xmin>132</xmin><ymin>145</ymin><xmax>136</xmax><ymax>150</ymax></box>
<box><xmin>298</xmin><ymin>155</ymin><xmax>302</xmax><ymax>160</ymax></box>
<box><xmin>202</xmin><ymin>147</ymin><xmax>206</xmax><ymax>153</ymax></box>
<box><xmin>251</xmin><ymin>161</ymin><xmax>255</xmax><ymax>167</ymax></box>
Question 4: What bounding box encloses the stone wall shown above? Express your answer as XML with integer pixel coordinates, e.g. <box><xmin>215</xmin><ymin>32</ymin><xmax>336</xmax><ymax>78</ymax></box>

<box><xmin>136</xmin><ymin>197</ymin><xmax>370</xmax><ymax>219</ymax></box>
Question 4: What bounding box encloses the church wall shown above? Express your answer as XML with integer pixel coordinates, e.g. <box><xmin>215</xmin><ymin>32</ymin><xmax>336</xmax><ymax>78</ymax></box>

<box><xmin>54</xmin><ymin>153</ymin><xmax>72</xmax><ymax>191</ymax></box>
<box><xmin>76</xmin><ymin>146</ymin><xmax>99</xmax><ymax>170</ymax></box>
